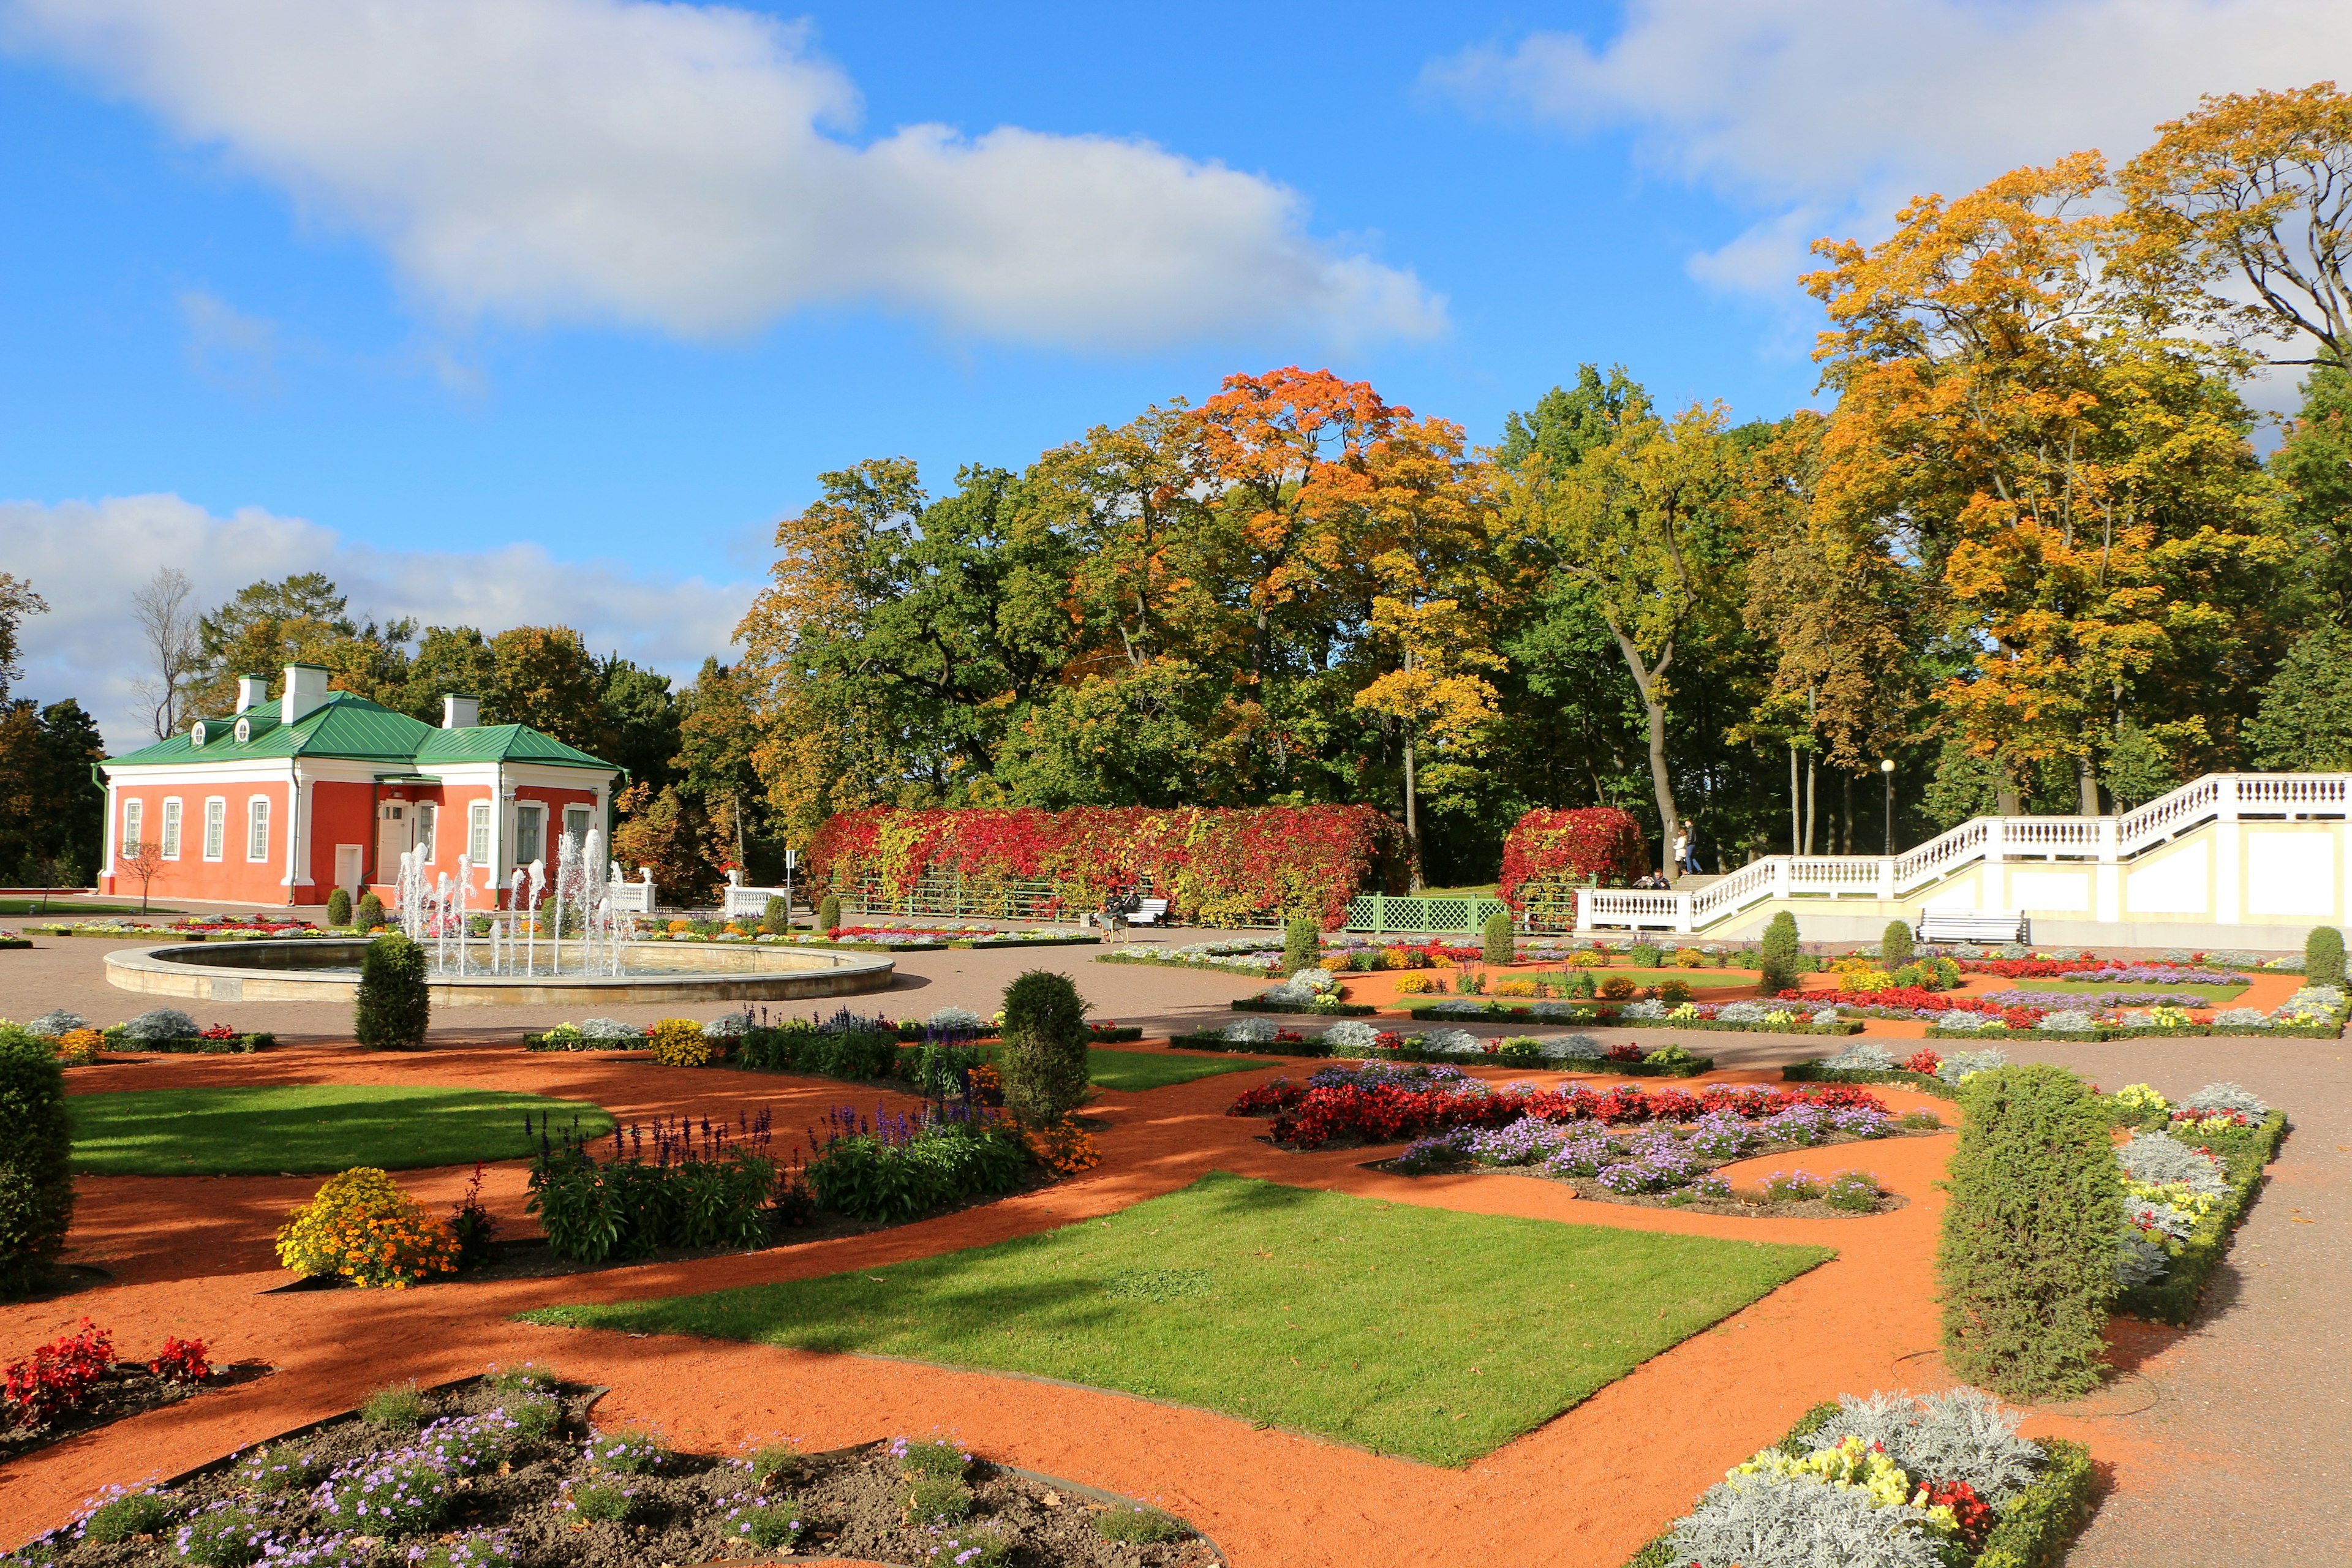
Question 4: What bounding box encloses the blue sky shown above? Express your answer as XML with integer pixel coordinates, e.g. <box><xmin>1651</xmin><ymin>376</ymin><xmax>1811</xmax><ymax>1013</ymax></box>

<box><xmin>6</xmin><ymin>0</ymin><xmax>2347</xmax><ymax>742</ymax></box>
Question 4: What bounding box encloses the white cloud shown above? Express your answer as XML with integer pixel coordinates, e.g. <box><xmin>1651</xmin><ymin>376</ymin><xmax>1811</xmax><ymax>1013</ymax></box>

<box><xmin>1429</xmin><ymin>0</ymin><xmax>2352</xmax><ymax>303</ymax></box>
<box><xmin>5</xmin><ymin>0</ymin><xmax>1442</xmax><ymax>350</ymax></box>
<box><xmin>1</xmin><ymin>494</ymin><xmax>760</xmax><ymax>749</ymax></box>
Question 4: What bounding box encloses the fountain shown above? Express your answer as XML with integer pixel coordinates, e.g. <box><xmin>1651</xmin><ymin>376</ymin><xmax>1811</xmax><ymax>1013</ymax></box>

<box><xmin>395</xmin><ymin>830</ymin><xmax>636</xmax><ymax>978</ymax></box>
<box><xmin>105</xmin><ymin>829</ymin><xmax>893</xmax><ymax>1007</ymax></box>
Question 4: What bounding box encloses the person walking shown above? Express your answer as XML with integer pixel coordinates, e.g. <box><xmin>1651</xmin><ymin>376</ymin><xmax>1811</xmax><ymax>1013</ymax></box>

<box><xmin>1675</xmin><ymin>821</ymin><xmax>1703</xmax><ymax>877</ymax></box>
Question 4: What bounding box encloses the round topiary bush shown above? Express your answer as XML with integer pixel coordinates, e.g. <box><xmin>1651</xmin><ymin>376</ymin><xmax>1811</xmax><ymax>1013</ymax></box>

<box><xmin>326</xmin><ymin>886</ymin><xmax>353</xmax><ymax>928</ymax></box>
<box><xmin>816</xmin><ymin>893</ymin><xmax>842</xmax><ymax>934</ymax></box>
<box><xmin>355</xmin><ymin>891</ymin><xmax>387</xmax><ymax>932</ymax></box>
<box><xmin>762</xmin><ymin>895</ymin><xmax>790</xmax><ymax>937</ymax></box>
<box><xmin>0</xmin><ymin>1024</ymin><xmax>75</xmax><ymax>1300</ymax></box>
<box><xmin>1758</xmin><ymin>911</ymin><xmax>1801</xmax><ymax>995</ymax></box>
<box><xmin>648</xmin><ymin>1017</ymin><xmax>712</xmax><ymax>1067</ymax></box>
<box><xmin>1937</xmin><ymin>1063</ymin><xmax>2122</xmax><ymax>1401</ymax></box>
<box><xmin>355</xmin><ymin>933</ymin><xmax>431</xmax><ymax>1050</ymax></box>
<box><xmin>2306</xmin><ymin>925</ymin><xmax>2344</xmax><ymax>987</ymax></box>
<box><xmin>1881</xmin><ymin>919</ymin><xmax>1914</xmax><ymax>968</ymax></box>
<box><xmin>1482</xmin><ymin>908</ymin><xmax>1515</xmax><ymax>967</ymax></box>
<box><xmin>998</xmin><ymin>970</ymin><xmax>1091</xmax><ymax>1125</ymax></box>
<box><xmin>1281</xmin><ymin>913</ymin><xmax>1319</xmax><ymax>975</ymax></box>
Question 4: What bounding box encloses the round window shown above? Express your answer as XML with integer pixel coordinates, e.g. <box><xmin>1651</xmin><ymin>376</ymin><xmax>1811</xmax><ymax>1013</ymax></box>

<box><xmin>234</xmin><ymin>718</ymin><xmax>251</xmax><ymax>744</ymax></box>
<box><xmin>189</xmin><ymin>722</ymin><xmax>206</xmax><ymax>748</ymax></box>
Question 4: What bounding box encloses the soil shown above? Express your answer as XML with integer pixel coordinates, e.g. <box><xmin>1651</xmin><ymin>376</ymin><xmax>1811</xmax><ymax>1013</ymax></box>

<box><xmin>11</xmin><ymin>1379</ymin><xmax>1218</xmax><ymax>1568</ymax></box>
<box><xmin>0</xmin><ymin>1361</ymin><xmax>275</xmax><ymax>1466</ymax></box>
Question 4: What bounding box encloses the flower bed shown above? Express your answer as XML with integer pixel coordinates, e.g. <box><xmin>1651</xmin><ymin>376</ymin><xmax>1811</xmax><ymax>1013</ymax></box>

<box><xmin>1234</xmin><ymin>967</ymin><xmax>1376</xmax><ymax>1017</ymax></box>
<box><xmin>32</xmin><ymin>918</ymin><xmax>339</xmax><ymax>940</ymax></box>
<box><xmin>1376</xmin><ymin>1098</ymin><xmax>1932</xmax><ymax>1218</ymax></box>
<box><xmin>1623</xmin><ymin>1389</ymin><xmax>2092</xmax><ymax>1568</ymax></box>
<box><xmin>2</xmin><ymin>1322</ymin><xmax>262</xmax><ymax>1467</ymax></box>
<box><xmin>1177</xmin><ymin>1020</ymin><xmax>1717</xmax><ymax>1073</ymax></box>
<box><xmin>8</xmin><ymin>1373</ymin><xmax>1212</xmax><ymax>1568</ymax></box>
<box><xmin>2103</xmin><ymin>1091</ymin><xmax>2289</xmax><ymax>1326</ymax></box>
<box><xmin>1400</xmin><ymin>997</ymin><xmax>1861</xmax><ymax>1036</ymax></box>
<box><xmin>1233</xmin><ymin>1068</ymin><xmax>1885</xmax><ymax>1151</ymax></box>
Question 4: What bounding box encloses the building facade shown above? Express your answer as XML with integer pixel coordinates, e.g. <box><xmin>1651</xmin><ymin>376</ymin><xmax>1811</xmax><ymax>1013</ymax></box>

<box><xmin>97</xmin><ymin>663</ymin><xmax>620</xmax><ymax>910</ymax></box>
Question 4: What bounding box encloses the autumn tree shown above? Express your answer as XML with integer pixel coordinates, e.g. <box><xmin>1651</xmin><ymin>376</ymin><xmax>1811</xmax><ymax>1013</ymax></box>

<box><xmin>2121</xmin><ymin>81</ymin><xmax>2352</xmax><ymax>367</ymax></box>
<box><xmin>1808</xmin><ymin>153</ymin><xmax>2282</xmax><ymax>815</ymax></box>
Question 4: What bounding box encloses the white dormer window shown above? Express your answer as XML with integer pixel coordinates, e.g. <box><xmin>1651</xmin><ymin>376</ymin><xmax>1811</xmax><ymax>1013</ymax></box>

<box><xmin>190</xmin><ymin>722</ymin><xmax>207</xmax><ymax>748</ymax></box>
<box><xmin>234</xmin><ymin>717</ymin><xmax>252</xmax><ymax>744</ymax></box>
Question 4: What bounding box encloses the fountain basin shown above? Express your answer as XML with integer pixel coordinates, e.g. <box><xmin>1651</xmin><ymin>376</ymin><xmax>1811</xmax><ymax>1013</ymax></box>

<box><xmin>104</xmin><ymin>938</ymin><xmax>895</xmax><ymax>1008</ymax></box>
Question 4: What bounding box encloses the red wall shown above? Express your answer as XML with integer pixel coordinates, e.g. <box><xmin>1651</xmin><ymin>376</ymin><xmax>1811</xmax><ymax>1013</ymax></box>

<box><xmin>102</xmin><ymin>780</ymin><xmax>293</xmax><ymax>906</ymax></box>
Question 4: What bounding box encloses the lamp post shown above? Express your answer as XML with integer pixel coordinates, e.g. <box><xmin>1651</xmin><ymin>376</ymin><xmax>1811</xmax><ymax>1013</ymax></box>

<box><xmin>1881</xmin><ymin>758</ymin><xmax>1896</xmax><ymax>855</ymax></box>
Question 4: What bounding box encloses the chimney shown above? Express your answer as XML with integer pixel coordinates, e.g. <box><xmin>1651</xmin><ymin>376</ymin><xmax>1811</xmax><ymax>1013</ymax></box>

<box><xmin>442</xmin><ymin>693</ymin><xmax>481</xmax><ymax>729</ymax></box>
<box><xmin>236</xmin><ymin>674</ymin><xmax>268</xmax><ymax>712</ymax></box>
<box><xmin>280</xmin><ymin>663</ymin><xmax>330</xmax><ymax>724</ymax></box>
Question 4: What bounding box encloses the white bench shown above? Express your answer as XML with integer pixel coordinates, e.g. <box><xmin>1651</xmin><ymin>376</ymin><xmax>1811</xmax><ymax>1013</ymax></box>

<box><xmin>1127</xmin><ymin>897</ymin><xmax>1170</xmax><ymax>926</ymax></box>
<box><xmin>1915</xmin><ymin>910</ymin><xmax>2027</xmax><ymax>944</ymax></box>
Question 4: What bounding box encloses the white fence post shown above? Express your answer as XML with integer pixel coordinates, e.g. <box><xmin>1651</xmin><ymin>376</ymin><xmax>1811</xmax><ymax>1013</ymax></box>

<box><xmin>1877</xmin><ymin>857</ymin><xmax>1895</xmax><ymax>901</ymax></box>
<box><xmin>2219</xmin><ymin>775</ymin><xmax>2241</xmax><ymax>823</ymax></box>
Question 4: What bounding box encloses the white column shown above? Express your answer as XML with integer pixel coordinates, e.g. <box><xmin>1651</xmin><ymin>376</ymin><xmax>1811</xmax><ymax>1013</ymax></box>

<box><xmin>489</xmin><ymin>768</ymin><xmax>507</xmax><ymax>906</ymax></box>
<box><xmin>99</xmin><ymin>777</ymin><xmax>118</xmax><ymax>886</ymax></box>
<box><xmin>1877</xmin><ymin>857</ymin><xmax>1895</xmax><ymax>902</ymax></box>
<box><xmin>2219</xmin><ymin>775</ymin><xmax>2241</xmax><ymax>823</ymax></box>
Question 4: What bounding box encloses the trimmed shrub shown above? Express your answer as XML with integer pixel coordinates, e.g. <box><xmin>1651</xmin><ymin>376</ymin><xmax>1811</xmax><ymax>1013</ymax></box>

<box><xmin>1881</xmin><ymin>919</ymin><xmax>1913</xmax><ymax>967</ymax></box>
<box><xmin>1497</xmin><ymin>807</ymin><xmax>1649</xmax><ymax>905</ymax></box>
<box><xmin>1283</xmin><ymin>914</ymin><xmax>1320</xmax><ymax>974</ymax></box>
<box><xmin>1937</xmin><ymin>1065</ymin><xmax>2123</xmax><ymax>1400</ymax></box>
<box><xmin>326</xmin><ymin>886</ymin><xmax>353</xmax><ymax>927</ymax></box>
<box><xmin>355</xmin><ymin>891</ymin><xmax>387</xmax><ymax>931</ymax></box>
<box><xmin>761</xmin><ymin>895</ymin><xmax>790</xmax><ymax>936</ymax></box>
<box><xmin>816</xmin><ymin>892</ymin><xmax>842</xmax><ymax>933</ymax></box>
<box><xmin>355</xmin><ymin>933</ymin><xmax>431</xmax><ymax>1049</ymax></box>
<box><xmin>997</xmin><ymin>970</ymin><xmax>1091</xmax><ymax>1124</ymax></box>
<box><xmin>2305</xmin><ymin>925</ymin><xmax>2344</xmax><ymax>987</ymax></box>
<box><xmin>1482</xmin><ymin>908</ymin><xmax>1515</xmax><ymax>967</ymax></box>
<box><xmin>0</xmin><ymin>1024</ymin><xmax>76</xmax><ymax>1299</ymax></box>
<box><xmin>1757</xmin><ymin>912</ymin><xmax>1801</xmax><ymax>995</ymax></box>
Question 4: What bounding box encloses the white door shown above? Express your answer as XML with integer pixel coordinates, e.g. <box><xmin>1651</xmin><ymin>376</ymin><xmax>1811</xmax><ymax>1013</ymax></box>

<box><xmin>335</xmin><ymin>844</ymin><xmax>364</xmax><ymax>900</ymax></box>
<box><xmin>376</xmin><ymin>804</ymin><xmax>406</xmax><ymax>880</ymax></box>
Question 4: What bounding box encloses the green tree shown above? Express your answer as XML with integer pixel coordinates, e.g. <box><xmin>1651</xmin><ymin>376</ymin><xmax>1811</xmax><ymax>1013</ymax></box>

<box><xmin>0</xmin><ymin>699</ymin><xmax>105</xmax><ymax>884</ymax></box>
<box><xmin>1937</xmin><ymin>1064</ymin><xmax>2122</xmax><ymax>1400</ymax></box>
<box><xmin>2246</xmin><ymin>622</ymin><xmax>2352</xmax><ymax>768</ymax></box>
<box><xmin>0</xmin><ymin>574</ymin><xmax>46</xmax><ymax>703</ymax></box>
<box><xmin>598</xmin><ymin>657</ymin><xmax>679</xmax><ymax>793</ymax></box>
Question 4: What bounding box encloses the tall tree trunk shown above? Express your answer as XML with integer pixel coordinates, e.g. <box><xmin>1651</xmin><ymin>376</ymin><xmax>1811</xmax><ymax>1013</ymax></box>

<box><xmin>1403</xmin><ymin>728</ymin><xmax>1423</xmax><ymax>894</ymax></box>
<box><xmin>2078</xmin><ymin>755</ymin><xmax>2101</xmax><ymax>816</ymax></box>
<box><xmin>1789</xmin><ymin>744</ymin><xmax>1800</xmax><ymax>854</ymax></box>
<box><xmin>1607</xmin><ymin>623</ymin><xmax>1678</xmax><ymax>878</ymax></box>
<box><xmin>1803</xmin><ymin>753</ymin><xmax>1817</xmax><ymax>855</ymax></box>
<box><xmin>1842</xmin><ymin>771</ymin><xmax>1854</xmax><ymax>854</ymax></box>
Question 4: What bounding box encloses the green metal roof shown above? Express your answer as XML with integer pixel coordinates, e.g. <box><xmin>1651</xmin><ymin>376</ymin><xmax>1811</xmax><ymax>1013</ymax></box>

<box><xmin>105</xmin><ymin>691</ymin><xmax>614</xmax><ymax>772</ymax></box>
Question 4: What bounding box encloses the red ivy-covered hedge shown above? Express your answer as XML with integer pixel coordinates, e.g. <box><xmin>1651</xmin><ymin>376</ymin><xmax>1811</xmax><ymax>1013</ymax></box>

<box><xmin>806</xmin><ymin>805</ymin><xmax>1412</xmax><ymax>929</ymax></box>
<box><xmin>1498</xmin><ymin>807</ymin><xmax>1649</xmax><ymax>907</ymax></box>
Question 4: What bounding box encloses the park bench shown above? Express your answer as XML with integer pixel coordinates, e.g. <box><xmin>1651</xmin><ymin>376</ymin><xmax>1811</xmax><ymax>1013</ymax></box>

<box><xmin>1915</xmin><ymin>910</ymin><xmax>2028</xmax><ymax>945</ymax></box>
<box><xmin>1128</xmin><ymin>897</ymin><xmax>1171</xmax><ymax>926</ymax></box>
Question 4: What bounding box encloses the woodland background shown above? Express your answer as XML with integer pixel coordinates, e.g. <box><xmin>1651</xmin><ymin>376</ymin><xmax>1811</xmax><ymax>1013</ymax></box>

<box><xmin>11</xmin><ymin>85</ymin><xmax>2352</xmax><ymax>898</ymax></box>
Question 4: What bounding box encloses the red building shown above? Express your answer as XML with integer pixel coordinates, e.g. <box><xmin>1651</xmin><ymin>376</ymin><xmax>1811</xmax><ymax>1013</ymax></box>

<box><xmin>98</xmin><ymin>663</ymin><xmax>620</xmax><ymax>910</ymax></box>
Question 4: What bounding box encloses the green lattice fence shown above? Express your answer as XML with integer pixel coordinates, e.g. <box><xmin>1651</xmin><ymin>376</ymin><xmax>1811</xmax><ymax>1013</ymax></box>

<box><xmin>1343</xmin><ymin>894</ymin><xmax>1511</xmax><ymax>935</ymax></box>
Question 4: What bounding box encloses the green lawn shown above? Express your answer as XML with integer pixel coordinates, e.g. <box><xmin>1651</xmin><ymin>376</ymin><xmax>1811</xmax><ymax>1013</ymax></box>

<box><xmin>521</xmin><ymin>1172</ymin><xmax>1831</xmax><ymax>1465</ymax></box>
<box><xmin>1083</xmin><ymin>1047</ymin><xmax>1275</xmax><ymax>1091</ymax></box>
<box><xmin>69</xmin><ymin>1085</ymin><xmax>616</xmax><ymax>1176</ymax></box>
<box><xmin>2015</xmin><ymin>978</ymin><xmax>2249</xmax><ymax>1003</ymax></box>
<box><xmin>0</xmin><ymin>899</ymin><xmax>177</xmax><ymax>916</ymax></box>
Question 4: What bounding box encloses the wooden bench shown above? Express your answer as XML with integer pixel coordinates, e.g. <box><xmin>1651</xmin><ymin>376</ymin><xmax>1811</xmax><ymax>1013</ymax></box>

<box><xmin>1915</xmin><ymin>910</ymin><xmax>2028</xmax><ymax>945</ymax></box>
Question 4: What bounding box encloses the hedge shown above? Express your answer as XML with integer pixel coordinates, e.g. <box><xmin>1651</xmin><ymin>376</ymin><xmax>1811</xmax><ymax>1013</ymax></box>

<box><xmin>2115</xmin><ymin>1110</ymin><xmax>2288</xmax><ymax>1327</ymax></box>
<box><xmin>725</xmin><ymin>933</ymin><xmax>1101</xmax><ymax>952</ymax></box>
<box><xmin>1170</xmin><ymin>1031</ymin><xmax>1331</xmax><ymax>1057</ymax></box>
<box><xmin>807</xmin><ymin>804</ymin><xmax>1413</xmax><ymax>929</ymax></box>
<box><xmin>1498</xmin><ymin>807</ymin><xmax>1648</xmax><ymax>907</ymax></box>
<box><xmin>1095</xmin><ymin>951</ymin><xmax>1280</xmax><ymax>977</ymax></box>
<box><xmin>1621</xmin><ymin>1406</ymin><xmax>2092</xmax><ymax>1568</ymax></box>
<box><xmin>0</xmin><ymin>1026</ymin><xmax>74</xmax><ymax>1300</ymax></box>
<box><xmin>0</xmin><ymin>937</ymin><xmax>29</xmax><ymax>951</ymax></box>
<box><xmin>118</xmin><ymin>1032</ymin><xmax>276</xmax><ymax>1055</ymax></box>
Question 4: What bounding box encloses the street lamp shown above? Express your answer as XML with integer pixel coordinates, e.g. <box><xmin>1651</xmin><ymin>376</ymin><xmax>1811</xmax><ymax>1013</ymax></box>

<box><xmin>1880</xmin><ymin>758</ymin><xmax>1897</xmax><ymax>855</ymax></box>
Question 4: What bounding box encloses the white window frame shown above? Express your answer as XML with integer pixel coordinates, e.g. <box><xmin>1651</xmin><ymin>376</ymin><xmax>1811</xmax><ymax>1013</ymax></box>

<box><xmin>416</xmin><ymin>801</ymin><xmax>438</xmax><ymax>863</ymax></box>
<box><xmin>123</xmin><ymin>799</ymin><xmax>143</xmax><ymax>856</ymax></box>
<box><xmin>468</xmin><ymin>801</ymin><xmax>492</xmax><ymax>865</ymax></box>
<box><xmin>160</xmin><ymin>797</ymin><xmax>183</xmax><ymax>859</ymax></box>
<box><xmin>203</xmin><ymin>797</ymin><xmax>227</xmax><ymax>861</ymax></box>
<box><xmin>563</xmin><ymin>804</ymin><xmax>593</xmax><ymax>843</ymax></box>
<box><xmin>514</xmin><ymin>801</ymin><xmax>546</xmax><ymax>867</ymax></box>
<box><xmin>246</xmin><ymin>796</ymin><xmax>271</xmax><ymax>861</ymax></box>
